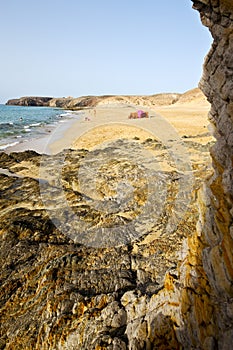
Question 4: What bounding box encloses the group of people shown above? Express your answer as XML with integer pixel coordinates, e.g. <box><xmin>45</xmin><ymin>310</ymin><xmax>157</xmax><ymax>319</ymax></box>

<box><xmin>84</xmin><ymin>108</ymin><xmax>149</xmax><ymax>121</ymax></box>
<box><xmin>84</xmin><ymin>108</ymin><xmax>96</xmax><ymax>121</ymax></box>
<box><xmin>128</xmin><ymin>110</ymin><xmax>149</xmax><ymax>119</ymax></box>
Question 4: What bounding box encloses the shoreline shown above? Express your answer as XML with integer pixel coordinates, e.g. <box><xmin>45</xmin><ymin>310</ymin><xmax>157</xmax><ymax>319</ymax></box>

<box><xmin>0</xmin><ymin>104</ymin><xmax>72</xmax><ymax>150</ymax></box>
<box><xmin>3</xmin><ymin>101</ymin><xmax>212</xmax><ymax>156</ymax></box>
<box><xmin>3</xmin><ymin>109</ymin><xmax>84</xmax><ymax>154</ymax></box>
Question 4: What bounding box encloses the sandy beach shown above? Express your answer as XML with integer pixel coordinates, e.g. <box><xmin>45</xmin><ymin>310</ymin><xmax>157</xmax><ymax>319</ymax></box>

<box><xmin>5</xmin><ymin>99</ymin><xmax>212</xmax><ymax>155</ymax></box>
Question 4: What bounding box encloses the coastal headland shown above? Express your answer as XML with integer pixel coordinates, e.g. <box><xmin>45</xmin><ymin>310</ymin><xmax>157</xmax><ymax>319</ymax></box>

<box><xmin>5</xmin><ymin>87</ymin><xmax>205</xmax><ymax>109</ymax></box>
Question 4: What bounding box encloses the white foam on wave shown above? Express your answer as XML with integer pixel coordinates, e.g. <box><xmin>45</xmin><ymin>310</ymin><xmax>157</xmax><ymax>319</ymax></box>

<box><xmin>29</xmin><ymin>123</ymin><xmax>41</xmax><ymax>127</ymax></box>
<box><xmin>0</xmin><ymin>121</ymin><xmax>14</xmax><ymax>126</ymax></box>
<box><xmin>59</xmin><ymin>111</ymin><xmax>75</xmax><ymax>117</ymax></box>
<box><xmin>0</xmin><ymin>141</ymin><xmax>19</xmax><ymax>150</ymax></box>
<box><xmin>24</xmin><ymin>126</ymin><xmax>32</xmax><ymax>132</ymax></box>
<box><xmin>59</xmin><ymin>112</ymin><xmax>77</xmax><ymax>118</ymax></box>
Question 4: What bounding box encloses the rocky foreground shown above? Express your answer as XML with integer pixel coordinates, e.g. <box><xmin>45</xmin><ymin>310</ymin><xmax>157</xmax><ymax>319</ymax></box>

<box><xmin>0</xmin><ymin>130</ymin><xmax>213</xmax><ymax>349</ymax></box>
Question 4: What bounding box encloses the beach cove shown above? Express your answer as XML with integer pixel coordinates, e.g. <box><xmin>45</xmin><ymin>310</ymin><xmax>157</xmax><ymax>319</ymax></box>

<box><xmin>5</xmin><ymin>92</ymin><xmax>212</xmax><ymax>155</ymax></box>
<box><xmin>0</xmin><ymin>92</ymin><xmax>214</xmax><ymax>348</ymax></box>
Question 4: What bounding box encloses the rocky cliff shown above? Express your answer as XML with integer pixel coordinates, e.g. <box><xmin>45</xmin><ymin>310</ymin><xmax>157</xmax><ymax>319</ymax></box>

<box><xmin>180</xmin><ymin>0</ymin><xmax>233</xmax><ymax>348</ymax></box>
<box><xmin>6</xmin><ymin>96</ymin><xmax>53</xmax><ymax>107</ymax></box>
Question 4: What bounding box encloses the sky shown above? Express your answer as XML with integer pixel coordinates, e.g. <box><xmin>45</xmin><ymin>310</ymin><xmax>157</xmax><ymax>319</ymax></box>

<box><xmin>0</xmin><ymin>0</ymin><xmax>213</xmax><ymax>103</ymax></box>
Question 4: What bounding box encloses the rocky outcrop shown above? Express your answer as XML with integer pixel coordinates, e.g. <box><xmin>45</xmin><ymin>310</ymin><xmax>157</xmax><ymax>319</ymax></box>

<box><xmin>179</xmin><ymin>0</ymin><xmax>233</xmax><ymax>348</ymax></box>
<box><xmin>0</xmin><ymin>131</ymin><xmax>212</xmax><ymax>349</ymax></box>
<box><xmin>6</xmin><ymin>96</ymin><xmax>53</xmax><ymax>107</ymax></box>
<box><xmin>49</xmin><ymin>96</ymin><xmax>100</xmax><ymax>109</ymax></box>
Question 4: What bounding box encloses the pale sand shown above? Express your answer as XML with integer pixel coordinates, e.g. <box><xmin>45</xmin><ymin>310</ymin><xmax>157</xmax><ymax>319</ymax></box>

<box><xmin>153</xmin><ymin>102</ymin><xmax>212</xmax><ymax>141</ymax></box>
<box><xmin>53</xmin><ymin>102</ymin><xmax>212</xmax><ymax>153</ymax></box>
<box><xmin>5</xmin><ymin>101</ymin><xmax>213</xmax><ymax>155</ymax></box>
<box><xmin>56</xmin><ymin>107</ymin><xmax>159</xmax><ymax>152</ymax></box>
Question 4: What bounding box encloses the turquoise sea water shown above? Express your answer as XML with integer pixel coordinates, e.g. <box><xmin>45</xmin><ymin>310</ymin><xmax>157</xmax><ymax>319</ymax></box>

<box><xmin>0</xmin><ymin>104</ymin><xmax>77</xmax><ymax>150</ymax></box>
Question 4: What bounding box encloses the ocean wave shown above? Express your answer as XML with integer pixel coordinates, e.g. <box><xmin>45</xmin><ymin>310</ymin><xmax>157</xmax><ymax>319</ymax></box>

<box><xmin>59</xmin><ymin>112</ymin><xmax>76</xmax><ymax>118</ymax></box>
<box><xmin>23</xmin><ymin>125</ymin><xmax>32</xmax><ymax>132</ymax></box>
<box><xmin>0</xmin><ymin>122</ymin><xmax>14</xmax><ymax>127</ymax></box>
<box><xmin>29</xmin><ymin>123</ymin><xmax>41</xmax><ymax>127</ymax></box>
<box><xmin>59</xmin><ymin>112</ymin><xmax>75</xmax><ymax>117</ymax></box>
<box><xmin>0</xmin><ymin>106</ymin><xmax>79</xmax><ymax>151</ymax></box>
<box><xmin>0</xmin><ymin>141</ymin><xmax>19</xmax><ymax>150</ymax></box>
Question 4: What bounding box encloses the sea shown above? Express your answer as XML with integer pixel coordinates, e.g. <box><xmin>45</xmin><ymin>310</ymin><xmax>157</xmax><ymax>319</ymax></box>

<box><xmin>0</xmin><ymin>104</ymin><xmax>81</xmax><ymax>151</ymax></box>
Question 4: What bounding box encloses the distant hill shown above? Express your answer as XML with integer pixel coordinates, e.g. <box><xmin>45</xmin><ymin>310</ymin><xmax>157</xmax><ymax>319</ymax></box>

<box><xmin>6</xmin><ymin>88</ymin><xmax>208</xmax><ymax>109</ymax></box>
<box><xmin>6</xmin><ymin>96</ymin><xmax>53</xmax><ymax>107</ymax></box>
<box><xmin>175</xmin><ymin>87</ymin><xmax>208</xmax><ymax>105</ymax></box>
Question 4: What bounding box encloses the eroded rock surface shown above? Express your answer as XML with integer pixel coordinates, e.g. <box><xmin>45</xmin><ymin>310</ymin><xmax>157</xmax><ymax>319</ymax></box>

<box><xmin>0</xmin><ymin>132</ymin><xmax>212</xmax><ymax>349</ymax></box>
<box><xmin>180</xmin><ymin>0</ymin><xmax>233</xmax><ymax>348</ymax></box>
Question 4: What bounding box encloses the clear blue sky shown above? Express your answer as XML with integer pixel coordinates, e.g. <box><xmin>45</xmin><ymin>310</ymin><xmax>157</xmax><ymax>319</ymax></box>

<box><xmin>0</xmin><ymin>0</ymin><xmax>212</xmax><ymax>103</ymax></box>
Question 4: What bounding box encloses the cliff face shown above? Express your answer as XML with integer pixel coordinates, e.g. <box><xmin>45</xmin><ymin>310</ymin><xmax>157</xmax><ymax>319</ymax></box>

<box><xmin>6</xmin><ymin>97</ymin><xmax>53</xmax><ymax>107</ymax></box>
<box><xmin>181</xmin><ymin>0</ymin><xmax>233</xmax><ymax>348</ymax></box>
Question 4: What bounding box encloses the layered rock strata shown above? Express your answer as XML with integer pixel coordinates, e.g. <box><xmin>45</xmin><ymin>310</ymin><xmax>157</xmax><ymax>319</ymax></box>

<box><xmin>0</xmin><ymin>130</ymin><xmax>212</xmax><ymax>349</ymax></box>
<box><xmin>111</xmin><ymin>0</ymin><xmax>233</xmax><ymax>348</ymax></box>
<box><xmin>178</xmin><ymin>0</ymin><xmax>233</xmax><ymax>348</ymax></box>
